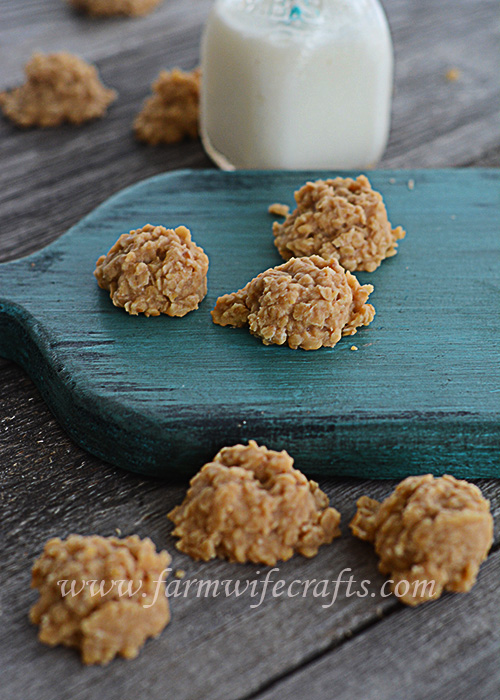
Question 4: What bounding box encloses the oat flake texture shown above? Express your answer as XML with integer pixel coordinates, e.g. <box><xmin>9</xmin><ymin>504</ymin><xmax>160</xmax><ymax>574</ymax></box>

<box><xmin>134</xmin><ymin>68</ymin><xmax>201</xmax><ymax>145</ymax></box>
<box><xmin>168</xmin><ymin>441</ymin><xmax>341</xmax><ymax>565</ymax></box>
<box><xmin>94</xmin><ymin>224</ymin><xmax>209</xmax><ymax>317</ymax></box>
<box><xmin>30</xmin><ymin>535</ymin><xmax>171</xmax><ymax>665</ymax></box>
<box><xmin>211</xmin><ymin>255</ymin><xmax>375</xmax><ymax>350</ymax></box>
<box><xmin>273</xmin><ymin>175</ymin><xmax>406</xmax><ymax>272</ymax></box>
<box><xmin>67</xmin><ymin>0</ymin><xmax>163</xmax><ymax>16</ymax></box>
<box><xmin>0</xmin><ymin>52</ymin><xmax>116</xmax><ymax>127</ymax></box>
<box><xmin>350</xmin><ymin>474</ymin><xmax>493</xmax><ymax>606</ymax></box>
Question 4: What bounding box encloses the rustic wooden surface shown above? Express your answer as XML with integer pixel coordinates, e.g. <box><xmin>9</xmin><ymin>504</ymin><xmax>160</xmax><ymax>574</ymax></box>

<box><xmin>0</xmin><ymin>1</ymin><xmax>499</xmax><ymax>699</ymax></box>
<box><xmin>1</xmin><ymin>169</ymin><xmax>499</xmax><ymax>479</ymax></box>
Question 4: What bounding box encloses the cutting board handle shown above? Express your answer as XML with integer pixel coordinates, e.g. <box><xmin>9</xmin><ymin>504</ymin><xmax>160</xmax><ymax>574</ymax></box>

<box><xmin>1</xmin><ymin>241</ymin><xmax>54</xmax><ymax>341</ymax></box>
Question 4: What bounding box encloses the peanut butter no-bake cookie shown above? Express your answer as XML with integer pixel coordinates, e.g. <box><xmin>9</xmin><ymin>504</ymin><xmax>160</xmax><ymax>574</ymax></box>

<box><xmin>134</xmin><ymin>68</ymin><xmax>201</xmax><ymax>145</ymax></box>
<box><xmin>94</xmin><ymin>224</ymin><xmax>209</xmax><ymax>317</ymax></box>
<box><xmin>168</xmin><ymin>441</ymin><xmax>341</xmax><ymax>565</ymax></box>
<box><xmin>272</xmin><ymin>175</ymin><xmax>405</xmax><ymax>272</ymax></box>
<box><xmin>67</xmin><ymin>0</ymin><xmax>163</xmax><ymax>16</ymax></box>
<box><xmin>0</xmin><ymin>52</ymin><xmax>116</xmax><ymax>127</ymax></box>
<box><xmin>350</xmin><ymin>475</ymin><xmax>493</xmax><ymax>606</ymax></box>
<box><xmin>30</xmin><ymin>535</ymin><xmax>171</xmax><ymax>665</ymax></box>
<box><xmin>212</xmin><ymin>255</ymin><xmax>374</xmax><ymax>350</ymax></box>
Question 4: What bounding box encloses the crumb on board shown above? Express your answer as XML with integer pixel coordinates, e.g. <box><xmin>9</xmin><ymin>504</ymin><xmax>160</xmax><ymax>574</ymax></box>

<box><xmin>30</xmin><ymin>534</ymin><xmax>171</xmax><ymax>665</ymax></box>
<box><xmin>168</xmin><ymin>440</ymin><xmax>341</xmax><ymax>565</ymax></box>
<box><xmin>445</xmin><ymin>68</ymin><xmax>461</xmax><ymax>82</ymax></box>
<box><xmin>0</xmin><ymin>52</ymin><xmax>116</xmax><ymax>127</ymax></box>
<box><xmin>407</xmin><ymin>179</ymin><xmax>415</xmax><ymax>190</ymax></box>
<box><xmin>67</xmin><ymin>0</ymin><xmax>163</xmax><ymax>16</ymax></box>
<box><xmin>350</xmin><ymin>475</ymin><xmax>493</xmax><ymax>606</ymax></box>
<box><xmin>94</xmin><ymin>224</ymin><xmax>209</xmax><ymax>317</ymax></box>
<box><xmin>115</xmin><ymin>528</ymin><xmax>122</xmax><ymax>536</ymax></box>
<box><xmin>268</xmin><ymin>203</ymin><xmax>290</xmax><ymax>217</ymax></box>
<box><xmin>350</xmin><ymin>345</ymin><xmax>358</xmax><ymax>351</ymax></box>
<box><xmin>211</xmin><ymin>255</ymin><xmax>375</xmax><ymax>351</ymax></box>
<box><xmin>272</xmin><ymin>175</ymin><xmax>405</xmax><ymax>272</ymax></box>
<box><xmin>174</xmin><ymin>569</ymin><xmax>186</xmax><ymax>579</ymax></box>
<box><xmin>134</xmin><ymin>68</ymin><xmax>201</xmax><ymax>145</ymax></box>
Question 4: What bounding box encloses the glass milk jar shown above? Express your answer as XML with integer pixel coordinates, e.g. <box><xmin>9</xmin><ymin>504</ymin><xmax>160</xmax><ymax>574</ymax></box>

<box><xmin>200</xmin><ymin>0</ymin><xmax>394</xmax><ymax>170</ymax></box>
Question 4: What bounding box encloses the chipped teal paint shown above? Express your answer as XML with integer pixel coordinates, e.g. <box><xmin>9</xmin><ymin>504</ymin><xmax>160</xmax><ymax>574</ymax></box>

<box><xmin>0</xmin><ymin>169</ymin><xmax>499</xmax><ymax>479</ymax></box>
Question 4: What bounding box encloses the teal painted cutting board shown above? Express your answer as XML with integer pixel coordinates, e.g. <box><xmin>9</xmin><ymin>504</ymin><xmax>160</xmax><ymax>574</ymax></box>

<box><xmin>0</xmin><ymin>169</ymin><xmax>498</xmax><ymax>479</ymax></box>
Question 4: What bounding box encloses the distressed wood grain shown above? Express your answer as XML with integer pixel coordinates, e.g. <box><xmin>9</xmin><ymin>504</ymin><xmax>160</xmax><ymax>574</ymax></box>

<box><xmin>1</xmin><ymin>366</ymin><xmax>499</xmax><ymax>699</ymax></box>
<box><xmin>1</xmin><ymin>0</ymin><xmax>499</xmax><ymax>698</ymax></box>
<box><xmin>253</xmin><ymin>551</ymin><xmax>500</xmax><ymax>700</ymax></box>
<box><xmin>0</xmin><ymin>0</ymin><xmax>498</xmax><ymax>264</ymax></box>
<box><xmin>1</xmin><ymin>169</ymin><xmax>499</xmax><ymax>479</ymax></box>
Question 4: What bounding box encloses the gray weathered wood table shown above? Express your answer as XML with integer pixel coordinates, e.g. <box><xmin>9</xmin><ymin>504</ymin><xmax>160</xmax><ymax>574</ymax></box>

<box><xmin>1</xmin><ymin>1</ymin><xmax>499</xmax><ymax>698</ymax></box>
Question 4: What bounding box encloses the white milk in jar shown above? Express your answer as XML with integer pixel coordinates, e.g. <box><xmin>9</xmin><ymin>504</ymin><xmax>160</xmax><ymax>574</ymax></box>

<box><xmin>200</xmin><ymin>0</ymin><xmax>394</xmax><ymax>169</ymax></box>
